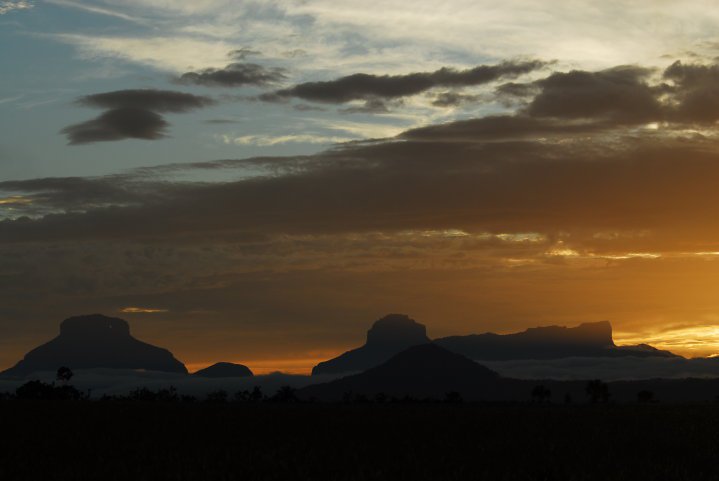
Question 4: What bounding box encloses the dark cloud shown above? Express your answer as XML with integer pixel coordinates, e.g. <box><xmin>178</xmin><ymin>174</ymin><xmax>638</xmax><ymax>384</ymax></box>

<box><xmin>495</xmin><ymin>81</ymin><xmax>539</xmax><ymax>98</ymax></box>
<box><xmin>63</xmin><ymin>89</ymin><xmax>215</xmax><ymax>144</ymax></box>
<box><xmin>399</xmin><ymin>115</ymin><xmax>609</xmax><ymax>141</ymax></box>
<box><xmin>260</xmin><ymin>60</ymin><xmax>547</xmax><ymax>104</ymax></box>
<box><xmin>62</xmin><ymin>108</ymin><xmax>169</xmax><ymax>145</ymax></box>
<box><xmin>292</xmin><ymin>104</ymin><xmax>326</xmax><ymax>112</ymax></box>
<box><xmin>431</xmin><ymin>91</ymin><xmax>480</xmax><ymax>107</ymax></box>
<box><xmin>663</xmin><ymin>60</ymin><xmax>719</xmax><ymax>122</ymax></box>
<box><xmin>526</xmin><ymin>66</ymin><xmax>662</xmax><ymax>123</ymax></box>
<box><xmin>228</xmin><ymin>48</ymin><xmax>261</xmax><ymax>60</ymax></box>
<box><xmin>9</xmin><ymin>122</ymin><xmax>719</xmax><ymax>256</ymax></box>
<box><xmin>77</xmin><ymin>89</ymin><xmax>215</xmax><ymax>112</ymax></box>
<box><xmin>178</xmin><ymin>63</ymin><xmax>287</xmax><ymax>88</ymax></box>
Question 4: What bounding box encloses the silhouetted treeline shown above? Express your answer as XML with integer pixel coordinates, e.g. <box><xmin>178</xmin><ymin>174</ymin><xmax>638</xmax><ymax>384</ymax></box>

<box><xmin>2</xmin><ymin>400</ymin><xmax>719</xmax><ymax>480</ymax></box>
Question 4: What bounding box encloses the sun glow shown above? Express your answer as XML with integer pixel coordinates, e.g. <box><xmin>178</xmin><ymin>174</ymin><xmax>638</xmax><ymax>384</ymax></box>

<box><xmin>616</xmin><ymin>325</ymin><xmax>719</xmax><ymax>358</ymax></box>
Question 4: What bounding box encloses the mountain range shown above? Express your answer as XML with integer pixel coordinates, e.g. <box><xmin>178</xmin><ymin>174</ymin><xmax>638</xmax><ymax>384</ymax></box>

<box><xmin>311</xmin><ymin>315</ymin><xmax>677</xmax><ymax>376</ymax></box>
<box><xmin>2</xmin><ymin>312</ymin><xmax>715</xmax><ymax>402</ymax></box>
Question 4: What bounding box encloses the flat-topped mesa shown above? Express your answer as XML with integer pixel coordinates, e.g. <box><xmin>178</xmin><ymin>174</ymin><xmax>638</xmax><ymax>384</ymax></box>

<box><xmin>311</xmin><ymin>314</ymin><xmax>431</xmax><ymax>376</ymax></box>
<box><xmin>366</xmin><ymin>314</ymin><xmax>429</xmax><ymax>348</ymax></box>
<box><xmin>436</xmin><ymin>320</ymin><xmax>677</xmax><ymax>361</ymax></box>
<box><xmin>519</xmin><ymin>320</ymin><xmax>615</xmax><ymax>347</ymax></box>
<box><xmin>60</xmin><ymin>314</ymin><xmax>131</xmax><ymax>338</ymax></box>
<box><xmin>0</xmin><ymin>314</ymin><xmax>187</xmax><ymax>378</ymax></box>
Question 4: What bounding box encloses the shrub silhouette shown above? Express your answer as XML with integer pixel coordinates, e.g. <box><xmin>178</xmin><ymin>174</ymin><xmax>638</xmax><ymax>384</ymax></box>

<box><xmin>248</xmin><ymin>386</ymin><xmax>264</xmax><ymax>402</ymax></box>
<box><xmin>444</xmin><ymin>391</ymin><xmax>463</xmax><ymax>404</ymax></box>
<box><xmin>271</xmin><ymin>385</ymin><xmax>298</xmax><ymax>403</ymax></box>
<box><xmin>531</xmin><ymin>385</ymin><xmax>552</xmax><ymax>404</ymax></box>
<box><xmin>374</xmin><ymin>392</ymin><xmax>388</xmax><ymax>404</ymax></box>
<box><xmin>637</xmin><ymin>390</ymin><xmax>655</xmax><ymax>404</ymax></box>
<box><xmin>120</xmin><ymin>386</ymin><xmax>179</xmax><ymax>402</ymax></box>
<box><xmin>56</xmin><ymin>366</ymin><xmax>74</xmax><ymax>384</ymax></box>
<box><xmin>206</xmin><ymin>390</ymin><xmax>229</xmax><ymax>403</ymax></box>
<box><xmin>586</xmin><ymin>380</ymin><xmax>610</xmax><ymax>403</ymax></box>
<box><xmin>15</xmin><ymin>380</ymin><xmax>84</xmax><ymax>401</ymax></box>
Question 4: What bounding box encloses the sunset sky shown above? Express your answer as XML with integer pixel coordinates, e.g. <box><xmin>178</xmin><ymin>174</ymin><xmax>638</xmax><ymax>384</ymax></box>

<box><xmin>3</xmin><ymin>0</ymin><xmax>719</xmax><ymax>374</ymax></box>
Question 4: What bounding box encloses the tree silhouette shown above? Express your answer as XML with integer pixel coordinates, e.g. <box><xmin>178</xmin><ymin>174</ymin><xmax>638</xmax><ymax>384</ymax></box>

<box><xmin>444</xmin><ymin>391</ymin><xmax>463</xmax><ymax>404</ymax></box>
<box><xmin>531</xmin><ymin>385</ymin><xmax>552</xmax><ymax>404</ymax></box>
<box><xmin>272</xmin><ymin>385</ymin><xmax>298</xmax><ymax>403</ymax></box>
<box><xmin>586</xmin><ymin>380</ymin><xmax>610</xmax><ymax>403</ymax></box>
<box><xmin>248</xmin><ymin>386</ymin><xmax>264</xmax><ymax>402</ymax></box>
<box><xmin>374</xmin><ymin>392</ymin><xmax>388</xmax><ymax>404</ymax></box>
<box><xmin>56</xmin><ymin>366</ymin><xmax>73</xmax><ymax>384</ymax></box>
<box><xmin>637</xmin><ymin>390</ymin><xmax>654</xmax><ymax>403</ymax></box>
<box><xmin>15</xmin><ymin>380</ymin><xmax>84</xmax><ymax>401</ymax></box>
<box><xmin>206</xmin><ymin>390</ymin><xmax>229</xmax><ymax>403</ymax></box>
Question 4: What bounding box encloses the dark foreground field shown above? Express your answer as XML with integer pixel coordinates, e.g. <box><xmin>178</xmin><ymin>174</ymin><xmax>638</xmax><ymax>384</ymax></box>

<box><xmin>1</xmin><ymin>402</ymin><xmax>718</xmax><ymax>481</ymax></box>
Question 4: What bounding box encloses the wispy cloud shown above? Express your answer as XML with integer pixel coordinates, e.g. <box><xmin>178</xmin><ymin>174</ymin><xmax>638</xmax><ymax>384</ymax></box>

<box><xmin>218</xmin><ymin>133</ymin><xmax>352</xmax><ymax>146</ymax></box>
<box><xmin>0</xmin><ymin>1</ymin><xmax>32</xmax><ymax>15</ymax></box>
<box><xmin>46</xmin><ymin>0</ymin><xmax>145</xmax><ymax>23</ymax></box>
<box><xmin>120</xmin><ymin>307</ymin><xmax>168</xmax><ymax>314</ymax></box>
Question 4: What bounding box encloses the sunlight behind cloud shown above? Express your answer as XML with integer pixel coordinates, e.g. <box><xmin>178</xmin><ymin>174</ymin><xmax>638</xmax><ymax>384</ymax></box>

<box><xmin>120</xmin><ymin>307</ymin><xmax>169</xmax><ymax>314</ymax></box>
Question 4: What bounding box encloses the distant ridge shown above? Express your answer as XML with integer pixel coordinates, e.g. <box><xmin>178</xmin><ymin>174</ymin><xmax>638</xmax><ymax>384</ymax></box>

<box><xmin>435</xmin><ymin>321</ymin><xmax>679</xmax><ymax>361</ymax></box>
<box><xmin>311</xmin><ymin>314</ymin><xmax>430</xmax><ymax>376</ymax></box>
<box><xmin>312</xmin><ymin>316</ymin><xmax>679</xmax><ymax>377</ymax></box>
<box><xmin>193</xmin><ymin>362</ymin><xmax>253</xmax><ymax>378</ymax></box>
<box><xmin>0</xmin><ymin>314</ymin><xmax>187</xmax><ymax>378</ymax></box>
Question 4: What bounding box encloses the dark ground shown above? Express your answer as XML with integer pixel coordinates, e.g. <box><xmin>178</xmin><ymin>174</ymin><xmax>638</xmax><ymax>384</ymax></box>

<box><xmin>1</xmin><ymin>402</ymin><xmax>718</xmax><ymax>481</ymax></box>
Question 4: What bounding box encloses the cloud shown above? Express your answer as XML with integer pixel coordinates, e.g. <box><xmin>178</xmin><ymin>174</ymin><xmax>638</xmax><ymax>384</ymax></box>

<box><xmin>77</xmin><ymin>89</ymin><xmax>215</xmax><ymax>112</ymax></box>
<box><xmin>0</xmin><ymin>1</ymin><xmax>32</xmax><ymax>15</ymax></box>
<box><xmin>260</xmin><ymin>60</ymin><xmax>547</xmax><ymax>104</ymax></box>
<box><xmin>51</xmin><ymin>33</ymin><xmax>238</xmax><ymax>72</ymax></box>
<box><xmin>120</xmin><ymin>307</ymin><xmax>168</xmax><ymax>313</ymax></box>
<box><xmin>62</xmin><ymin>89</ymin><xmax>214</xmax><ymax>144</ymax></box>
<box><xmin>526</xmin><ymin>65</ymin><xmax>662</xmax><ymax>123</ymax></box>
<box><xmin>431</xmin><ymin>91</ymin><xmax>480</xmax><ymax>107</ymax></box>
<box><xmin>218</xmin><ymin>133</ymin><xmax>352</xmax><ymax>146</ymax></box>
<box><xmin>228</xmin><ymin>48</ymin><xmax>261</xmax><ymax>60</ymax></box>
<box><xmin>178</xmin><ymin>62</ymin><xmax>287</xmax><ymax>87</ymax></box>
<box><xmin>46</xmin><ymin>0</ymin><xmax>143</xmax><ymax>23</ymax></box>
<box><xmin>62</xmin><ymin>108</ymin><xmax>170</xmax><ymax>144</ymax></box>
<box><xmin>663</xmin><ymin>60</ymin><xmax>719</xmax><ymax>123</ymax></box>
<box><xmin>8</xmin><ymin>120</ymin><xmax>719</xmax><ymax>254</ymax></box>
<box><xmin>340</xmin><ymin>98</ymin><xmax>397</xmax><ymax>114</ymax></box>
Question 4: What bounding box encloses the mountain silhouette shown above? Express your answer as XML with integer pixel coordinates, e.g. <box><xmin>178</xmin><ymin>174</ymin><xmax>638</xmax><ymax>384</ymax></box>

<box><xmin>311</xmin><ymin>314</ymin><xmax>430</xmax><ymax>376</ymax></box>
<box><xmin>193</xmin><ymin>362</ymin><xmax>253</xmax><ymax>378</ymax></box>
<box><xmin>435</xmin><ymin>321</ymin><xmax>678</xmax><ymax>361</ymax></box>
<box><xmin>0</xmin><ymin>314</ymin><xmax>187</xmax><ymax>378</ymax></box>
<box><xmin>302</xmin><ymin>343</ymin><xmax>509</xmax><ymax>401</ymax></box>
<box><xmin>302</xmin><ymin>343</ymin><xmax>719</xmax><ymax>403</ymax></box>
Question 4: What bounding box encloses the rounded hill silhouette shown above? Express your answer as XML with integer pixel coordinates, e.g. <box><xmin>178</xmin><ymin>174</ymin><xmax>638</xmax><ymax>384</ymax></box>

<box><xmin>0</xmin><ymin>314</ymin><xmax>187</xmax><ymax>378</ymax></box>
<box><xmin>311</xmin><ymin>314</ymin><xmax>430</xmax><ymax>376</ymax></box>
<box><xmin>193</xmin><ymin>362</ymin><xmax>253</xmax><ymax>378</ymax></box>
<box><xmin>301</xmin><ymin>343</ymin><xmax>502</xmax><ymax>401</ymax></box>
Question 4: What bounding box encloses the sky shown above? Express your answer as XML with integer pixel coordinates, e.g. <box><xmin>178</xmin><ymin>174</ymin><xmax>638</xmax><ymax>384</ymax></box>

<box><xmin>3</xmin><ymin>0</ymin><xmax>719</xmax><ymax>373</ymax></box>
